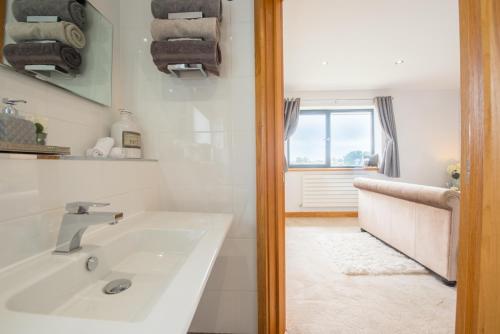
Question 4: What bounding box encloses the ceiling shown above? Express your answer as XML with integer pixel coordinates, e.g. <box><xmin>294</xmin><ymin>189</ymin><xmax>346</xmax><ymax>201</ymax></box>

<box><xmin>284</xmin><ymin>0</ymin><xmax>460</xmax><ymax>92</ymax></box>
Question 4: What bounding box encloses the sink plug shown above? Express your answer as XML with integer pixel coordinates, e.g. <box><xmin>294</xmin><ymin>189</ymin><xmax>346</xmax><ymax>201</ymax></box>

<box><xmin>103</xmin><ymin>279</ymin><xmax>132</xmax><ymax>295</ymax></box>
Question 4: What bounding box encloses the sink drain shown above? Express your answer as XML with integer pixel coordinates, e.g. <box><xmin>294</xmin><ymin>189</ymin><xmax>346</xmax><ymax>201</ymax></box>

<box><xmin>103</xmin><ymin>279</ymin><xmax>132</xmax><ymax>295</ymax></box>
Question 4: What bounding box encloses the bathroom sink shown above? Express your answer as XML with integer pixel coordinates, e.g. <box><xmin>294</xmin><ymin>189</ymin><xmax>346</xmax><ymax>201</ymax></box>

<box><xmin>7</xmin><ymin>229</ymin><xmax>204</xmax><ymax>321</ymax></box>
<box><xmin>0</xmin><ymin>212</ymin><xmax>232</xmax><ymax>334</ymax></box>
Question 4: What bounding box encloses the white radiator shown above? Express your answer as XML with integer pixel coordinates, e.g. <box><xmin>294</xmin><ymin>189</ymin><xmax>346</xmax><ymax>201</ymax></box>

<box><xmin>302</xmin><ymin>173</ymin><xmax>359</xmax><ymax>208</ymax></box>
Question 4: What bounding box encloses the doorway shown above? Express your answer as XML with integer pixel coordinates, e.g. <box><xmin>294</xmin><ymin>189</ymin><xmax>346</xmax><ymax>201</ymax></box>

<box><xmin>255</xmin><ymin>0</ymin><xmax>500</xmax><ymax>333</ymax></box>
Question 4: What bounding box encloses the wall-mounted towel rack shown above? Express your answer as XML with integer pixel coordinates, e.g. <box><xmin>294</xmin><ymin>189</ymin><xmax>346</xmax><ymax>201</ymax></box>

<box><xmin>150</xmin><ymin>1</ymin><xmax>222</xmax><ymax>78</ymax></box>
<box><xmin>25</xmin><ymin>65</ymin><xmax>76</xmax><ymax>79</ymax></box>
<box><xmin>167</xmin><ymin>64</ymin><xmax>207</xmax><ymax>78</ymax></box>
<box><xmin>27</xmin><ymin>16</ymin><xmax>59</xmax><ymax>23</ymax></box>
<box><xmin>167</xmin><ymin>12</ymin><xmax>203</xmax><ymax>20</ymax></box>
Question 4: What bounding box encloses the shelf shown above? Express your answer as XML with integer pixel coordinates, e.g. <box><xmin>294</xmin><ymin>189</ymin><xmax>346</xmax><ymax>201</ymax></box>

<box><xmin>25</xmin><ymin>65</ymin><xmax>76</xmax><ymax>79</ymax></box>
<box><xmin>0</xmin><ymin>141</ymin><xmax>70</xmax><ymax>155</ymax></box>
<box><xmin>167</xmin><ymin>64</ymin><xmax>207</xmax><ymax>78</ymax></box>
<box><xmin>0</xmin><ymin>153</ymin><xmax>158</xmax><ymax>162</ymax></box>
<box><xmin>58</xmin><ymin>156</ymin><xmax>158</xmax><ymax>162</ymax></box>
<box><xmin>27</xmin><ymin>16</ymin><xmax>59</xmax><ymax>23</ymax></box>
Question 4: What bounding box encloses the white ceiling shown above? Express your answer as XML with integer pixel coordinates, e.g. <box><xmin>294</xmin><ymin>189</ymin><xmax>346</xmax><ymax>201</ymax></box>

<box><xmin>284</xmin><ymin>0</ymin><xmax>460</xmax><ymax>92</ymax></box>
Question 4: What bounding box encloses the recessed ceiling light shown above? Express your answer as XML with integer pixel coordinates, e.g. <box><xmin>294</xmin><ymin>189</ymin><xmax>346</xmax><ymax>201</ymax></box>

<box><xmin>395</xmin><ymin>59</ymin><xmax>405</xmax><ymax>65</ymax></box>
<box><xmin>321</xmin><ymin>61</ymin><xmax>329</xmax><ymax>66</ymax></box>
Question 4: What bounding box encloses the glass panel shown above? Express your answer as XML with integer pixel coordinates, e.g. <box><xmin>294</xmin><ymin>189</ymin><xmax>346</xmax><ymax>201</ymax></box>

<box><xmin>330</xmin><ymin>112</ymin><xmax>372</xmax><ymax>167</ymax></box>
<box><xmin>289</xmin><ymin>113</ymin><xmax>326</xmax><ymax>165</ymax></box>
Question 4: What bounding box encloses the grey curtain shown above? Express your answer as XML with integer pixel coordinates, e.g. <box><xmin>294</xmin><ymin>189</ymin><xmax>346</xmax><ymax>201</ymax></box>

<box><xmin>374</xmin><ymin>96</ymin><xmax>400</xmax><ymax>177</ymax></box>
<box><xmin>284</xmin><ymin>98</ymin><xmax>301</xmax><ymax>170</ymax></box>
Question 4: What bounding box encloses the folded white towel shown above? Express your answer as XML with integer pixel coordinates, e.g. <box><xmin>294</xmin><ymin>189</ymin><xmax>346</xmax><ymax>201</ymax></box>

<box><xmin>86</xmin><ymin>137</ymin><xmax>114</xmax><ymax>158</ymax></box>
<box><xmin>109</xmin><ymin>147</ymin><xmax>126</xmax><ymax>159</ymax></box>
<box><xmin>125</xmin><ymin>148</ymin><xmax>142</xmax><ymax>159</ymax></box>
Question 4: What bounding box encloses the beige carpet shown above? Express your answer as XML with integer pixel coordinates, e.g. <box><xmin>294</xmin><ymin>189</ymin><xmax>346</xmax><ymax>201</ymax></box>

<box><xmin>286</xmin><ymin>218</ymin><xmax>457</xmax><ymax>334</ymax></box>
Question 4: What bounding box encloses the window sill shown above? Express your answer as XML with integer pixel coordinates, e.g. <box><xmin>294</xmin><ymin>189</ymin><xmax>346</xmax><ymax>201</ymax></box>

<box><xmin>287</xmin><ymin>167</ymin><xmax>379</xmax><ymax>172</ymax></box>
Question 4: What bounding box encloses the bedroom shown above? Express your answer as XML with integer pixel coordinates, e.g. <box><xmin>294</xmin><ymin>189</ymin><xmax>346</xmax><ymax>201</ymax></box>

<box><xmin>282</xmin><ymin>1</ymin><xmax>461</xmax><ymax>332</ymax></box>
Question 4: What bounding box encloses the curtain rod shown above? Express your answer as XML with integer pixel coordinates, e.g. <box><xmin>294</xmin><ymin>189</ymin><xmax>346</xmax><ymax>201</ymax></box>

<box><xmin>299</xmin><ymin>97</ymin><xmax>394</xmax><ymax>102</ymax></box>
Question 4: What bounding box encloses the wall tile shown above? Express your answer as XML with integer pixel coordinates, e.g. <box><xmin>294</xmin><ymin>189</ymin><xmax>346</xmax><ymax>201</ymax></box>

<box><xmin>0</xmin><ymin>159</ymin><xmax>162</xmax><ymax>271</ymax></box>
<box><xmin>230</xmin><ymin>186</ymin><xmax>257</xmax><ymax>239</ymax></box>
<box><xmin>230</xmin><ymin>22</ymin><xmax>255</xmax><ymax>78</ymax></box>
<box><xmin>189</xmin><ymin>290</ymin><xmax>258</xmax><ymax>334</ymax></box>
<box><xmin>158</xmin><ymin>132</ymin><xmax>233</xmax><ymax>187</ymax></box>
<box><xmin>119</xmin><ymin>0</ymin><xmax>258</xmax><ymax>332</ymax></box>
<box><xmin>205</xmin><ymin>238</ymin><xmax>257</xmax><ymax>292</ymax></box>
<box><xmin>229</xmin><ymin>0</ymin><xmax>254</xmax><ymax>23</ymax></box>
<box><xmin>231</xmin><ymin>78</ymin><xmax>256</xmax><ymax>133</ymax></box>
<box><xmin>232</xmin><ymin>132</ymin><xmax>257</xmax><ymax>186</ymax></box>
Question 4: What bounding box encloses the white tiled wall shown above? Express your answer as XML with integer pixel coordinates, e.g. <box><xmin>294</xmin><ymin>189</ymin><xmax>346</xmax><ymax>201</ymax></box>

<box><xmin>0</xmin><ymin>0</ymin><xmax>122</xmax><ymax>156</ymax></box>
<box><xmin>0</xmin><ymin>156</ymin><xmax>163</xmax><ymax>270</ymax></box>
<box><xmin>119</xmin><ymin>0</ymin><xmax>257</xmax><ymax>332</ymax></box>
<box><xmin>0</xmin><ymin>0</ymin><xmax>257</xmax><ymax>331</ymax></box>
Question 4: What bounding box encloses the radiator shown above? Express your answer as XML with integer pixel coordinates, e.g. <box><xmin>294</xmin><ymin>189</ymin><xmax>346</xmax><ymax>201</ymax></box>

<box><xmin>302</xmin><ymin>173</ymin><xmax>359</xmax><ymax>208</ymax></box>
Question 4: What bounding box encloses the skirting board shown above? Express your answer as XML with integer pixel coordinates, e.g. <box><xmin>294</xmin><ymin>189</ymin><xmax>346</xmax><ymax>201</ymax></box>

<box><xmin>285</xmin><ymin>211</ymin><xmax>358</xmax><ymax>218</ymax></box>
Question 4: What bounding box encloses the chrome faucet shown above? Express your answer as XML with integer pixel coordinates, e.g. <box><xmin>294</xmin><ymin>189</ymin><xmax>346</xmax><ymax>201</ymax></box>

<box><xmin>54</xmin><ymin>202</ymin><xmax>123</xmax><ymax>254</ymax></box>
<box><xmin>1</xmin><ymin>98</ymin><xmax>27</xmax><ymax>117</ymax></box>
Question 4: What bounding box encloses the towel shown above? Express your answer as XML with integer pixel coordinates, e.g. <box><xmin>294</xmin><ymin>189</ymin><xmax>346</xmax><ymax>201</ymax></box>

<box><xmin>109</xmin><ymin>147</ymin><xmax>126</xmax><ymax>159</ymax></box>
<box><xmin>125</xmin><ymin>148</ymin><xmax>142</xmax><ymax>159</ymax></box>
<box><xmin>86</xmin><ymin>137</ymin><xmax>114</xmax><ymax>158</ymax></box>
<box><xmin>151</xmin><ymin>40</ymin><xmax>221</xmax><ymax>75</ymax></box>
<box><xmin>151</xmin><ymin>18</ymin><xmax>220</xmax><ymax>41</ymax></box>
<box><xmin>12</xmin><ymin>0</ymin><xmax>87</xmax><ymax>29</ymax></box>
<box><xmin>7</xmin><ymin>22</ymin><xmax>86</xmax><ymax>49</ymax></box>
<box><xmin>151</xmin><ymin>0</ymin><xmax>222</xmax><ymax>21</ymax></box>
<box><xmin>3</xmin><ymin>42</ymin><xmax>82</xmax><ymax>74</ymax></box>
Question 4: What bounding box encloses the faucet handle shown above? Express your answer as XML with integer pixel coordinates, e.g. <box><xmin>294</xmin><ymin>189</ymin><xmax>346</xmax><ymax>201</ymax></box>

<box><xmin>66</xmin><ymin>202</ymin><xmax>110</xmax><ymax>214</ymax></box>
<box><xmin>2</xmin><ymin>98</ymin><xmax>27</xmax><ymax>105</ymax></box>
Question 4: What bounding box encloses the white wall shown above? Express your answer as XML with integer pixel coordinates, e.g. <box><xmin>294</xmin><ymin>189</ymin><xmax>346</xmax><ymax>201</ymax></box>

<box><xmin>0</xmin><ymin>0</ymin><xmax>121</xmax><ymax>156</ymax></box>
<box><xmin>390</xmin><ymin>90</ymin><xmax>461</xmax><ymax>186</ymax></box>
<box><xmin>0</xmin><ymin>0</ymin><xmax>135</xmax><ymax>266</ymax></box>
<box><xmin>0</xmin><ymin>156</ymin><xmax>162</xmax><ymax>270</ymax></box>
<box><xmin>119</xmin><ymin>1</ymin><xmax>257</xmax><ymax>332</ymax></box>
<box><xmin>285</xmin><ymin>89</ymin><xmax>460</xmax><ymax>211</ymax></box>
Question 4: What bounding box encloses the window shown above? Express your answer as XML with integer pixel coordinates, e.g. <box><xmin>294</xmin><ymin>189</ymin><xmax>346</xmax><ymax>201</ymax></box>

<box><xmin>287</xmin><ymin>109</ymin><xmax>375</xmax><ymax>168</ymax></box>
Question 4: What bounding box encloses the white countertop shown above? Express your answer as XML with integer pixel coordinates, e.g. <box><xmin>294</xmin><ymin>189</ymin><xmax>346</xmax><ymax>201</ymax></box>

<box><xmin>0</xmin><ymin>211</ymin><xmax>233</xmax><ymax>334</ymax></box>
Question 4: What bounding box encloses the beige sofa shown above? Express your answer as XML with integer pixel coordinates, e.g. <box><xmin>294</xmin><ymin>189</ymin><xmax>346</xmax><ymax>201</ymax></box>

<box><xmin>353</xmin><ymin>177</ymin><xmax>460</xmax><ymax>284</ymax></box>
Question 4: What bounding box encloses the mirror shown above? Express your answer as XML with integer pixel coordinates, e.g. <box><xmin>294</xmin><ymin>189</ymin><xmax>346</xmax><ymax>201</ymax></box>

<box><xmin>0</xmin><ymin>0</ymin><xmax>112</xmax><ymax>106</ymax></box>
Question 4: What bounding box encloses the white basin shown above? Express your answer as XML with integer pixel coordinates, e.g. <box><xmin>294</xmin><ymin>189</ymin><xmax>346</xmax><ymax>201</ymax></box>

<box><xmin>0</xmin><ymin>212</ymin><xmax>232</xmax><ymax>334</ymax></box>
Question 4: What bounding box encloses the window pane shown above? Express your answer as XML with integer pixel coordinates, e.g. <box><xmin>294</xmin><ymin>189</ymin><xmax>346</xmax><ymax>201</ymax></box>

<box><xmin>289</xmin><ymin>114</ymin><xmax>326</xmax><ymax>165</ymax></box>
<box><xmin>330</xmin><ymin>112</ymin><xmax>372</xmax><ymax>167</ymax></box>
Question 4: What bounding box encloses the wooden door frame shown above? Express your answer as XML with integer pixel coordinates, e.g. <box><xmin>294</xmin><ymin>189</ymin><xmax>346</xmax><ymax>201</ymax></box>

<box><xmin>456</xmin><ymin>0</ymin><xmax>500</xmax><ymax>333</ymax></box>
<box><xmin>254</xmin><ymin>0</ymin><xmax>500</xmax><ymax>333</ymax></box>
<box><xmin>255</xmin><ymin>0</ymin><xmax>286</xmax><ymax>333</ymax></box>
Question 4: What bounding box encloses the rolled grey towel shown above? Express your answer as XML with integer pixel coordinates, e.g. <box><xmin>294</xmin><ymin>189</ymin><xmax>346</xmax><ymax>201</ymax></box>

<box><xmin>12</xmin><ymin>0</ymin><xmax>86</xmax><ymax>29</ymax></box>
<box><xmin>150</xmin><ymin>40</ymin><xmax>221</xmax><ymax>76</ymax></box>
<box><xmin>151</xmin><ymin>0</ymin><xmax>222</xmax><ymax>21</ymax></box>
<box><xmin>7</xmin><ymin>22</ymin><xmax>86</xmax><ymax>49</ymax></box>
<box><xmin>3</xmin><ymin>42</ymin><xmax>82</xmax><ymax>74</ymax></box>
<box><xmin>151</xmin><ymin>18</ymin><xmax>220</xmax><ymax>41</ymax></box>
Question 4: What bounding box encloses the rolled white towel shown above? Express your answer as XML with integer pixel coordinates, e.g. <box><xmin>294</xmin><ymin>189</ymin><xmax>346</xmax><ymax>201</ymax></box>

<box><xmin>109</xmin><ymin>147</ymin><xmax>126</xmax><ymax>159</ymax></box>
<box><xmin>86</xmin><ymin>137</ymin><xmax>114</xmax><ymax>158</ymax></box>
<box><xmin>7</xmin><ymin>22</ymin><xmax>87</xmax><ymax>49</ymax></box>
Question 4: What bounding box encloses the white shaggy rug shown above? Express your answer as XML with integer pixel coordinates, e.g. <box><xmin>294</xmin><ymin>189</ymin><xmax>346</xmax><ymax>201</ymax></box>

<box><xmin>318</xmin><ymin>232</ymin><xmax>428</xmax><ymax>276</ymax></box>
